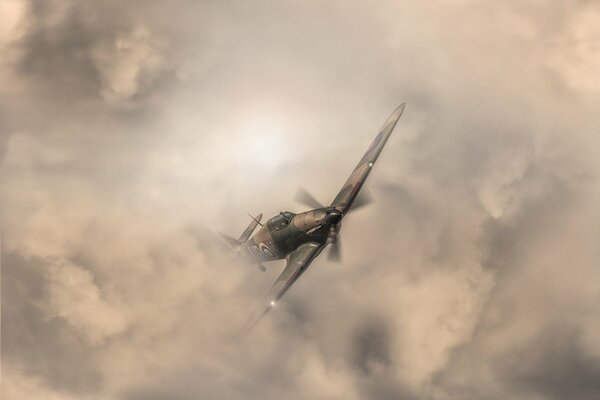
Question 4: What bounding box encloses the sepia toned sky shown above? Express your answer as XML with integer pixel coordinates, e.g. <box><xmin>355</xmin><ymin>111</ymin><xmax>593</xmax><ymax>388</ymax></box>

<box><xmin>2</xmin><ymin>1</ymin><xmax>599</xmax><ymax>399</ymax></box>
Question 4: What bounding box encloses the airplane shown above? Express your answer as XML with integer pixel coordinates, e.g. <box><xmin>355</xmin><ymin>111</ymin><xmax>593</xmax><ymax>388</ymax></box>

<box><xmin>219</xmin><ymin>104</ymin><xmax>406</xmax><ymax>328</ymax></box>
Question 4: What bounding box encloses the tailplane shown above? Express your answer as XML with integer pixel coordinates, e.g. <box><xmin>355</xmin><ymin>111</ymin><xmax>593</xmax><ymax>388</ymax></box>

<box><xmin>217</xmin><ymin>232</ymin><xmax>242</xmax><ymax>249</ymax></box>
<box><xmin>239</xmin><ymin>213</ymin><xmax>263</xmax><ymax>242</ymax></box>
<box><xmin>217</xmin><ymin>213</ymin><xmax>263</xmax><ymax>250</ymax></box>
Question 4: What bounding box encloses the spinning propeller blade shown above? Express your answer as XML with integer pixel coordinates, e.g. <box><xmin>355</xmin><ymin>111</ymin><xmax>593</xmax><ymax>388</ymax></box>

<box><xmin>327</xmin><ymin>238</ymin><xmax>342</xmax><ymax>262</ymax></box>
<box><xmin>294</xmin><ymin>186</ymin><xmax>324</xmax><ymax>209</ymax></box>
<box><xmin>349</xmin><ymin>187</ymin><xmax>374</xmax><ymax>212</ymax></box>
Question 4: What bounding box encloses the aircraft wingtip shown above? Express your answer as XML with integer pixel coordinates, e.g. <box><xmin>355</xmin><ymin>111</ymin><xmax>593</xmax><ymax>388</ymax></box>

<box><xmin>388</xmin><ymin>103</ymin><xmax>405</xmax><ymax>120</ymax></box>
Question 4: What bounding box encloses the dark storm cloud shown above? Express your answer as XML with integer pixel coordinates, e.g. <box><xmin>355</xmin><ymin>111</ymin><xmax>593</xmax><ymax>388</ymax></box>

<box><xmin>500</xmin><ymin>324</ymin><xmax>600</xmax><ymax>400</ymax></box>
<box><xmin>351</xmin><ymin>316</ymin><xmax>392</xmax><ymax>375</ymax></box>
<box><xmin>478</xmin><ymin>172</ymin><xmax>575</xmax><ymax>273</ymax></box>
<box><xmin>2</xmin><ymin>0</ymin><xmax>599</xmax><ymax>399</ymax></box>
<box><xmin>17</xmin><ymin>0</ymin><xmax>107</xmax><ymax>97</ymax></box>
<box><xmin>14</xmin><ymin>0</ymin><xmax>177</xmax><ymax>101</ymax></box>
<box><xmin>435</xmin><ymin>323</ymin><xmax>600</xmax><ymax>400</ymax></box>
<box><xmin>1</xmin><ymin>253</ymin><xmax>103</xmax><ymax>393</ymax></box>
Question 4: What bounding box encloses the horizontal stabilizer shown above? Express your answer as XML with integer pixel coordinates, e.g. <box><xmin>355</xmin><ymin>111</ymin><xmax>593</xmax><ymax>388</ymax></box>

<box><xmin>217</xmin><ymin>232</ymin><xmax>242</xmax><ymax>249</ymax></box>
<box><xmin>239</xmin><ymin>213</ymin><xmax>263</xmax><ymax>242</ymax></box>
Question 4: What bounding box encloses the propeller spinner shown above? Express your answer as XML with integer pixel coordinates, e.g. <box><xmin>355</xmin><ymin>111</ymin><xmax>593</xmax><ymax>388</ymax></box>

<box><xmin>293</xmin><ymin>185</ymin><xmax>371</xmax><ymax>263</ymax></box>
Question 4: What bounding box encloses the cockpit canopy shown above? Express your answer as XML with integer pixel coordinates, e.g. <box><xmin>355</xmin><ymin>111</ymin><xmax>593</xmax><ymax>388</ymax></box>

<box><xmin>268</xmin><ymin>211</ymin><xmax>295</xmax><ymax>231</ymax></box>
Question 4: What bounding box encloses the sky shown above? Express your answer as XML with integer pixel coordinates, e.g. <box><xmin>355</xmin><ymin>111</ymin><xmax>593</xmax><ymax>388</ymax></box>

<box><xmin>1</xmin><ymin>0</ymin><xmax>600</xmax><ymax>399</ymax></box>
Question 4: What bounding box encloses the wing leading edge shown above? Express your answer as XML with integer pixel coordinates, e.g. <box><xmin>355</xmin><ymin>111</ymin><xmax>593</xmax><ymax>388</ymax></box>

<box><xmin>243</xmin><ymin>242</ymin><xmax>323</xmax><ymax>333</ymax></box>
<box><xmin>331</xmin><ymin>104</ymin><xmax>405</xmax><ymax>214</ymax></box>
<box><xmin>242</xmin><ymin>105</ymin><xmax>405</xmax><ymax>333</ymax></box>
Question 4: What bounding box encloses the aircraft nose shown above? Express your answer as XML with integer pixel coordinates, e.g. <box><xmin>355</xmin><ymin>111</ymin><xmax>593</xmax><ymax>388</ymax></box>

<box><xmin>325</xmin><ymin>209</ymin><xmax>343</xmax><ymax>225</ymax></box>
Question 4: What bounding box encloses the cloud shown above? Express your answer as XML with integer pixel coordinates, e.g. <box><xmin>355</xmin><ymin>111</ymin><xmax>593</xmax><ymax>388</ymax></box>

<box><xmin>44</xmin><ymin>258</ymin><xmax>128</xmax><ymax>345</ymax></box>
<box><xmin>91</xmin><ymin>23</ymin><xmax>166</xmax><ymax>103</ymax></box>
<box><xmin>1</xmin><ymin>1</ymin><xmax>599</xmax><ymax>399</ymax></box>
<box><xmin>2</xmin><ymin>365</ymin><xmax>80</xmax><ymax>400</ymax></box>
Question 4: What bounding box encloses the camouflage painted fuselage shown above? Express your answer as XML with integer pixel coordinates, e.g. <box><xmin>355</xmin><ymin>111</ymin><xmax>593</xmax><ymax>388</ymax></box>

<box><xmin>231</xmin><ymin>104</ymin><xmax>405</xmax><ymax>330</ymax></box>
<box><xmin>237</xmin><ymin>208</ymin><xmax>336</xmax><ymax>263</ymax></box>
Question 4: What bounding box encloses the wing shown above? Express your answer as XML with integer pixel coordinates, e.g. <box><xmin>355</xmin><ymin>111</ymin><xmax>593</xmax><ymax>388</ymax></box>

<box><xmin>330</xmin><ymin>104</ymin><xmax>405</xmax><ymax>214</ymax></box>
<box><xmin>243</xmin><ymin>242</ymin><xmax>323</xmax><ymax>332</ymax></box>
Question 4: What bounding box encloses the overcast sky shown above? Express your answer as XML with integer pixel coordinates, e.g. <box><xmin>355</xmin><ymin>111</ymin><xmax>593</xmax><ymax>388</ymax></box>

<box><xmin>2</xmin><ymin>1</ymin><xmax>600</xmax><ymax>399</ymax></box>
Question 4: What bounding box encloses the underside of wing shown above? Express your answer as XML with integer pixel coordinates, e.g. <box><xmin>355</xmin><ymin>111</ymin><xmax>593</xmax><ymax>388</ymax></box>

<box><xmin>242</xmin><ymin>242</ymin><xmax>323</xmax><ymax>333</ymax></box>
<box><xmin>330</xmin><ymin>104</ymin><xmax>405</xmax><ymax>214</ymax></box>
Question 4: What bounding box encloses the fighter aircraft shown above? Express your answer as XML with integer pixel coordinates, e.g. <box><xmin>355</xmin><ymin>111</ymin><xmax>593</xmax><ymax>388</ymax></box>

<box><xmin>219</xmin><ymin>104</ymin><xmax>405</xmax><ymax>327</ymax></box>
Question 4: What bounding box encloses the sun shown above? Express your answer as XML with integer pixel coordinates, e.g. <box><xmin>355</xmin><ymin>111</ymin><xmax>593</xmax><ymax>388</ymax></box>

<box><xmin>238</xmin><ymin>116</ymin><xmax>290</xmax><ymax>169</ymax></box>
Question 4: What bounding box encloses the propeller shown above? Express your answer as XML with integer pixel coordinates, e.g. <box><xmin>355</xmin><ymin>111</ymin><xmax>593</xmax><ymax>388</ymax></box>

<box><xmin>293</xmin><ymin>185</ymin><xmax>374</xmax><ymax>263</ymax></box>
<box><xmin>349</xmin><ymin>187</ymin><xmax>374</xmax><ymax>212</ymax></box>
<box><xmin>327</xmin><ymin>238</ymin><xmax>342</xmax><ymax>262</ymax></box>
<box><xmin>295</xmin><ymin>185</ymin><xmax>374</xmax><ymax>212</ymax></box>
<box><xmin>293</xmin><ymin>186</ymin><xmax>324</xmax><ymax>209</ymax></box>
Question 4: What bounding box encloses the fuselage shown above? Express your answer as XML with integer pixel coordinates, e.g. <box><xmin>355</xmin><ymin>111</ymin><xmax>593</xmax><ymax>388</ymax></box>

<box><xmin>238</xmin><ymin>208</ymin><xmax>339</xmax><ymax>263</ymax></box>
